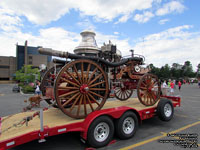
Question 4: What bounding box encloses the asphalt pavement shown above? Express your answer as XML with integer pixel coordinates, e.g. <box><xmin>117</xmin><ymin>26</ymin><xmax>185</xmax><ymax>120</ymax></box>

<box><xmin>0</xmin><ymin>83</ymin><xmax>199</xmax><ymax>150</ymax></box>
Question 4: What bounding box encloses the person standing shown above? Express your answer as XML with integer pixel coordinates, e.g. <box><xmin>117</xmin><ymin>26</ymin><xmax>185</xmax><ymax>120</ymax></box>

<box><xmin>178</xmin><ymin>81</ymin><xmax>182</xmax><ymax>91</ymax></box>
<box><xmin>168</xmin><ymin>79</ymin><xmax>171</xmax><ymax>87</ymax></box>
<box><xmin>170</xmin><ymin>81</ymin><xmax>175</xmax><ymax>96</ymax></box>
<box><xmin>183</xmin><ymin>79</ymin><xmax>186</xmax><ymax>84</ymax></box>
<box><xmin>173</xmin><ymin>80</ymin><xmax>176</xmax><ymax>89</ymax></box>
<box><xmin>162</xmin><ymin>80</ymin><xmax>168</xmax><ymax>96</ymax></box>
<box><xmin>35</xmin><ymin>80</ymin><xmax>41</xmax><ymax>96</ymax></box>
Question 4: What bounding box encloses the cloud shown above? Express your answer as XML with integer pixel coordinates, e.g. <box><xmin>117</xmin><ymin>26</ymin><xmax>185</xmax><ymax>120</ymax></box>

<box><xmin>133</xmin><ymin>25</ymin><xmax>200</xmax><ymax>70</ymax></box>
<box><xmin>76</xmin><ymin>19</ymin><xmax>96</xmax><ymax>30</ymax></box>
<box><xmin>0</xmin><ymin>8</ymin><xmax>22</xmax><ymax>32</ymax></box>
<box><xmin>133</xmin><ymin>1</ymin><xmax>185</xmax><ymax>24</ymax></box>
<box><xmin>76</xmin><ymin>0</ymin><xmax>155</xmax><ymax>22</ymax></box>
<box><xmin>115</xmin><ymin>14</ymin><xmax>131</xmax><ymax>24</ymax></box>
<box><xmin>158</xmin><ymin>19</ymin><xmax>170</xmax><ymax>25</ymax></box>
<box><xmin>114</xmin><ymin>32</ymin><xmax>119</xmax><ymax>35</ymax></box>
<box><xmin>0</xmin><ymin>0</ymin><xmax>72</xmax><ymax>25</ymax></box>
<box><xmin>156</xmin><ymin>1</ymin><xmax>185</xmax><ymax>16</ymax></box>
<box><xmin>0</xmin><ymin>27</ymin><xmax>80</xmax><ymax>57</ymax></box>
<box><xmin>0</xmin><ymin>0</ymin><xmax>158</xmax><ymax>25</ymax></box>
<box><xmin>134</xmin><ymin>11</ymin><xmax>154</xmax><ymax>23</ymax></box>
<box><xmin>0</xmin><ymin>0</ymin><xmax>186</xmax><ymax>25</ymax></box>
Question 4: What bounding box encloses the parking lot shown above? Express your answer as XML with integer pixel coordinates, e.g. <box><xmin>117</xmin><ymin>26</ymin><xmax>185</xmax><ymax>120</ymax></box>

<box><xmin>0</xmin><ymin>83</ymin><xmax>199</xmax><ymax>150</ymax></box>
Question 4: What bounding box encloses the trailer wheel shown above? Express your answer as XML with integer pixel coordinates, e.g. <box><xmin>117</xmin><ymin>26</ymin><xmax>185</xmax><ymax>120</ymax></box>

<box><xmin>87</xmin><ymin>116</ymin><xmax>114</xmax><ymax>148</ymax></box>
<box><xmin>157</xmin><ymin>98</ymin><xmax>174</xmax><ymax>121</ymax></box>
<box><xmin>115</xmin><ymin>111</ymin><xmax>138</xmax><ymax>139</ymax></box>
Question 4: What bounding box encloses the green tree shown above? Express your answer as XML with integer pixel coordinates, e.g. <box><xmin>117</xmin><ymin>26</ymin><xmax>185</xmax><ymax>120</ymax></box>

<box><xmin>148</xmin><ymin>63</ymin><xmax>160</xmax><ymax>78</ymax></box>
<box><xmin>171</xmin><ymin>67</ymin><xmax>179</xmax><ymax>79</ymax></box>
<box><xmin>15</xmin><ymin>65</ymin><xmax>40</xmax><ymax>83</ymax></box>
<box><xmin>171</xmin><ymin>63</ymin><xmax>183</xmax><ymax>79</ymax></box>
<box><xmin>182</xmin><ymin>61</ymin><xmax>195</xmax><ymax>77</ymax></box>
<box><xmin>160</xmin><ymin>64</ymin><xmax>170</xmax><ymax>79</ymax></box>
<box><xmin>197</xmin><ymin>63</ymin><xmax>200</xmax><ymax>79</ymax></box>
<box><xmin>148</xmin><ymin>61</ymin><xmax>197</xmax><ymax>81</ymax></box>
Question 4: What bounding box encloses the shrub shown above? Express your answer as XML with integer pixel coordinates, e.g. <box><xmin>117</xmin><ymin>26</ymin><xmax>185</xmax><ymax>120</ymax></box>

<box><xmin>22</xmin><ymin>85</ymin><xmax>35</xmax><ymax>93</ymax></box>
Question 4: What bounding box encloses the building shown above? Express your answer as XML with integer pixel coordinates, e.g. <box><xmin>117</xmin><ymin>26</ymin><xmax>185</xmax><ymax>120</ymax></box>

<box><xmin>0</xmin><ymin>56</ymin><xmax>17</xmax><ymax>80</ymax></box>
<box><xmin>16</xmin><ymin>41</ymin><xmax>52</xmax><ymax>70</ymax></box>
<box><xmin>0</xmin><ymin>41</ymin><xmax>52</xmax><ymax>80</ymax></box>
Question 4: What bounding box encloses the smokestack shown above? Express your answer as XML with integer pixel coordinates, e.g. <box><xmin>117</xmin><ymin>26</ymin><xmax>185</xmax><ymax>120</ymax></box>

<box><xmin>73</xmin><ymin>30</ymin><xmax>100</xmax><ymax>55</ymax></box>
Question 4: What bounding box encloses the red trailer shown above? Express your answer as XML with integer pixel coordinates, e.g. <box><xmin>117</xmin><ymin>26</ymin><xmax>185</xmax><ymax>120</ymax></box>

<box><xmin>0</xmin><ymin>96</ymin><xmax>181</xmax><ymax>150</ymax></box>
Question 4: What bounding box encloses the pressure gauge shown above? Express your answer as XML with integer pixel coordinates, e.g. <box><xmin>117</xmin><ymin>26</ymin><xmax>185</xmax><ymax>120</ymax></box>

<box><xmin>134</xmin><ymin>65</ymin><xmax>141</xmax><ymax>72</ymax></box>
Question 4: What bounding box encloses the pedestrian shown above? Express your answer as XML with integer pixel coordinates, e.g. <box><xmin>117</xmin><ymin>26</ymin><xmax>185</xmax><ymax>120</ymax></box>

<box><xmin>173</xmin><ymin>80</ymin><xmax>176</xmax><ymax>89</ymax></box>
<box><xmin>170</xmin><ymin>80</ymin><xmax>175</xmax><ymax>96</ymax></box>
<box><xmin>35</xmin><ymin>80</ymin><xmax>41</xmax><ymax>96</ymax></box>
<box><xmin>168</xmin><ymin>79</ymin><xmax>171</xmax><ymax>87</ymax></box>
<box><xmin>162</xmin><ymin>80</ymin><xmax>168</xmax><ymax>96</ymax></box>
<box><xmin>178</xmin><ymin>81</ymin><xmax>182</xmax><ymax>91</ymax></box>
<box><xmin>183</xmin><ymin>79</ymin><xmax>186</xmax><ymax>84</ymax></box>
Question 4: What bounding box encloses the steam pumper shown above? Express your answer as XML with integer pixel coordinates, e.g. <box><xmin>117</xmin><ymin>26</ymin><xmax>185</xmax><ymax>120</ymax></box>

<box><xmin>39</xmin><ymin>30</ymin><xmax>161</xmax><ymax>119</ymax></box>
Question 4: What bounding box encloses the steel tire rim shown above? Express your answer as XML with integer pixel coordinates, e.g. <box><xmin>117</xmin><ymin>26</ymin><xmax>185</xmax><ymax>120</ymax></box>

<box><xmin>164</xmin><ymin>103</ymin><xmax>172</xmax><ymax>117</ymax></box>
<box><xmin>123</xmin><ymin>117</ymin><xmax>135</xmax><ymax>134</ymax></box>
<box><xmin>94</xmin><ymin>122</ymin><xmax>110</xmax><ymax>142</ymax></box>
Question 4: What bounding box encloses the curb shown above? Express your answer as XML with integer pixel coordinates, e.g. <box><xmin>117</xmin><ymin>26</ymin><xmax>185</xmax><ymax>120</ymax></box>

<box><xmin>20</xmin><ymin>87</ymin><xmax>34</xmax><ymax>96</ymax></box>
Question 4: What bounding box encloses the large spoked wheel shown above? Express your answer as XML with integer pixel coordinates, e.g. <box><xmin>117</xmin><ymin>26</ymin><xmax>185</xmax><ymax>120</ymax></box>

<box><xmin>54</xmin><ymin>59</ymin><xmax>109</xmax><ymax>119</ymax></box>
<box><xmin>137</xmin><ymin>73</ymin><xmax>161</xmax><ymax>106</ymax></box>
<box><xmin>40</xmin><ymin>65</ymin><xmax>63</xmax><ymax>106</ymax></box>
<box><xmin>115</xmin><ymin>86</ymin><xmax>133</xmax><ymax>101</ymax></box>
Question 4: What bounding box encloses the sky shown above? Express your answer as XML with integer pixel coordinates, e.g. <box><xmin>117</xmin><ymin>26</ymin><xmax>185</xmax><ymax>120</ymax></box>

<box><xmin>0</xmin><ymin>0</ymin><xmax>200</xmax><ymax>71</ymax></box>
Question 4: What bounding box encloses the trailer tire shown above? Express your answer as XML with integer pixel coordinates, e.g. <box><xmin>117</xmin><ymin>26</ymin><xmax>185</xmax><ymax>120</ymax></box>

<box><xmin>157</xmin><ymin>98</ymin><xmax>174</xmax><ymax>121</ymax></box>
<box><xmin>87</xmin><ymin>116</ymin><xmax>114</xmax><ymax>148</ymax></box>
<box><xmin>115</xmin><ymin>111</ymin><xmax>138</xmax><ymax>139</ymax></box>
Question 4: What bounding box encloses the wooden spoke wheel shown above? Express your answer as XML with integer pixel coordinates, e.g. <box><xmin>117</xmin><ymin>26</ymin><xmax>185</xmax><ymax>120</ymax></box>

<box><xmin>115</xmin><ymin>86</ymin><xmax>133</xmax><ymax>101</ymax></box>
<box><xmin>40</xmin><ymin>65</ymin><xmax>63</xmax><ymax>106</ymax></box>
<box><xmin>54</xmin><ymin>59</ymin><xmax>109</xmax><ymax>119</ymax></box>
<box><xmin>137</xmin><ymin>73</ymin><xmax>161</xmax><ymax>106</ymax></box>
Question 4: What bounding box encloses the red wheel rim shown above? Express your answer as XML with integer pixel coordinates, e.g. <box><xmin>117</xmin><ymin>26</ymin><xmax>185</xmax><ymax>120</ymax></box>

<box><xmin>137</xmin><ymin>73</ymin><xmax>161</xmax><ymax>106</ymax></box>
<box><xmin>54</xmin><ymin>59</ymin><xmax>109</xmax><ymax>119</ymax></box>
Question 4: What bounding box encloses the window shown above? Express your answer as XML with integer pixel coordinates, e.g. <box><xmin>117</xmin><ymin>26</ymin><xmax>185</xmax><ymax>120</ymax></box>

<box><xmin>29</xmin><ymin>56</ymin><xmax>33</xmax><ymax>64</ymax></box>
<box><xmin>29</xmin><ymin>56</ymin><xmax>33</xmax><ymax>60</ymax></box>
<box><xmin>0</xmin><ymin>65</ymin><xmax>10</xmax><ymax>69</ymax></box>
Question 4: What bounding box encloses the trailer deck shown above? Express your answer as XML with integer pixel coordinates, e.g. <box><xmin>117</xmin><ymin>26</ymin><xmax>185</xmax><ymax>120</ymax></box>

<box><xmin>0</xmin><ymin>97</ymin><xmax>181</xmax><ymax>150</ymax></box>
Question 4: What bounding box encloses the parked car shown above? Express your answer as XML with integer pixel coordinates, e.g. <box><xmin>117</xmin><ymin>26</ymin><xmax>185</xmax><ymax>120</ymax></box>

<box><xmin>12</xmin><ymin>85</ymin><xmax>20</xmax><ymax>93</ymax></box>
